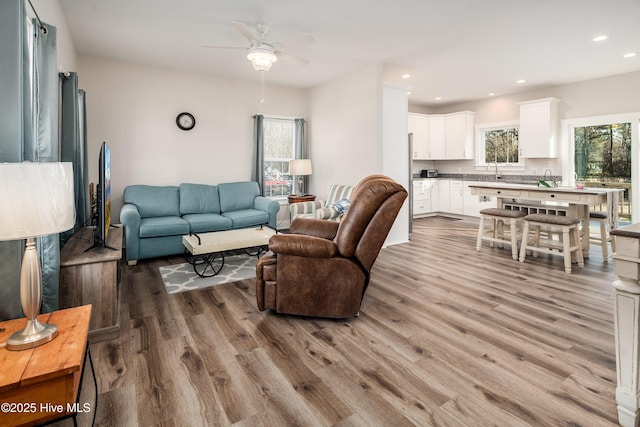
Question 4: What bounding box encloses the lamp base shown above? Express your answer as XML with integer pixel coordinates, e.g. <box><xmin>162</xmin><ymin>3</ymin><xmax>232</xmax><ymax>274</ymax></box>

<box><xmin>6</xmin><ymin>318</ymin><xmax>58</xmax><ymax>351</ymax></box>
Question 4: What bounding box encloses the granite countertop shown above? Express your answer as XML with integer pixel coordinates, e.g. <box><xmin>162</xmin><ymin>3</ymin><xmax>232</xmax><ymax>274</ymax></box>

<box><xmin>412</xmin><ymin>173</ymin><xmax>560</xmax><ymax>186</ymax></box>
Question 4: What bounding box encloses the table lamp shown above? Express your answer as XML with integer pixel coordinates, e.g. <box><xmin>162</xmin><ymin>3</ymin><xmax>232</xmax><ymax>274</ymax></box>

<box><xmin>0</xmin><ymin>162</ymin><xmax>75</xmax><ymax>351</ymax></box>
<box><xmin>289</xmin><ymin>159</ymin><xmax>312</xmax><ymax>195</ymax></box>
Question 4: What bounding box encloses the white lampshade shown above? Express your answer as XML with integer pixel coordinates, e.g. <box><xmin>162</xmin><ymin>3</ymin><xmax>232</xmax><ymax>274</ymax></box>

<box><xmin>0</xmin><ymin>162</ymin><xmax>75</xmax><ymax>240</ymax></box>
<box><xmin>289</xmin><ymin>159</ymin><xmax>312</xmax><ymax>176</ymax></box>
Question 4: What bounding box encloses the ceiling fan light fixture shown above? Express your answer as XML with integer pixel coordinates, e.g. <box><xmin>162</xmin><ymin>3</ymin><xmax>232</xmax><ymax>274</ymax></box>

<box><xmin>247</xmin><ymin>48</ymin><xmax>278</xmax><ymax>71</ymax></box>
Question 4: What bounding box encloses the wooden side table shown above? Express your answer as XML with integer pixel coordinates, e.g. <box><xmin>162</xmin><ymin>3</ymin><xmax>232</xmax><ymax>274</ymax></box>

<box><xmin>0</xmin><ymin>305</ymin><xmax>94</xmax><ymax>426</ymax></box>
<box><xmin>60</xmin><ymin>226</ymin><xmax>122</xmax><ymax>342</ymax></box>
<box><xmin>288</xmin><ymin>194</ymin><xmax>316</xmax><ymax>204</ymax></box>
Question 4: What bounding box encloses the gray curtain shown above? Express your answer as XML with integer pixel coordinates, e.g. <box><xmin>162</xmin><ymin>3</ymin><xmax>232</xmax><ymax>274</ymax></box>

<box><xmin>60</xmin><ymin>73</ymin><xmax>90</xmax><ymax>243</ymax></box>
<box><xmin>252</xmin><ymin>114</ymin><xmax>265</xmax><ymax>195</ymax></box>
<box><xmin>294</xmin><ymin>118</ymin><xmax>308</xmax><ymax>191</ymax></box>
<box><xmin>0</xmin><ymin>1</ymin><xmax>59</xmax><ymax>319</ymax></box>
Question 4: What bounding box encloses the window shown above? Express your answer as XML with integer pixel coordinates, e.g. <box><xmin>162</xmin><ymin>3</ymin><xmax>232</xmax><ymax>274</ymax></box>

<box><xmin>477</xmin><ymin>122</ymin><xmax>522</xmax><ymax>167</ymax></box>
<box><xmin>262</xmin><ymin>117</ymin><xmax>295</xmax><ymax>197</ymax></box>
<box><xmin>574</xmin><ymin>122</ymin><xmax>632</xmax><ymax>222</ymax></box>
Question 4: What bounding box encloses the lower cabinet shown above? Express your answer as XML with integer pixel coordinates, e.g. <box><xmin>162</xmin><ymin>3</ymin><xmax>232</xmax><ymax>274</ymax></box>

<box><xmin>413</xmin><ymin>179</ymin><xmax>498</xmax><ymax>218</ymax></box>
<box><xmin>450</xmin><ymin>180</ymin><xmax>464</xmax><ymax>215</ymax></box>
<box><xmin>413</xmin><ymin>179</ymin><xmax>436</xmax><ymax>216</ymax></box>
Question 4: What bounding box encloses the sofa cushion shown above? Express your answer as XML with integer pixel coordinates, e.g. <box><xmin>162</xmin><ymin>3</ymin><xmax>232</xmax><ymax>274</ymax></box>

<box><xmin>179</xmin><ymin>183</ymin><xmax>221</xmax><ymax>215</ymax></box>
<box><xmin>218</xmin><ymin>182</ymin><xmax>260</xmax><ymax>212</ymax></box>
<box><xmin>124</xmin><ymin>185</ymin><xmax>180</xmax><ymax>218</ymax></box>
<box><xmin>139</xmin><ymin>216</ymin><xmax>189</xmax><ymax>238</ymax></box>
<box><xmin>182</xmin><ymin>213</ymin><xmax>232</xmax><ymax>233</ymax></box>
<box><xmin>221</xmin><ymin>209</ymin><xmax>269</xmax><ymax>229</ymax></box>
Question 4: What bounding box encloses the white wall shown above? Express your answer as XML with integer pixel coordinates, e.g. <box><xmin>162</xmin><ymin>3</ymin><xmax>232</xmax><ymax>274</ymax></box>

<box><xmin>308</xmin><ymin>63</ymin><xmax>383</xmax><ymax>198</ymax></box>
<box><xmin>411</xmin><ymin>70</ymin><xmax>640</xmax><ymax>177</ymax></box>
<box><xmin>78</xmin><ymin>56</ymin><xmax>309</xmax><ymax>217</ymax></box>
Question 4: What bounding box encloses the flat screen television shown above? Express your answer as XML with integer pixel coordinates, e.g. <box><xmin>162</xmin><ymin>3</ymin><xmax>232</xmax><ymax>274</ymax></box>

<box><xmin>87</xmin><ymin>142</ymin><xmax>115</xmax><ymax>251</ymax></box>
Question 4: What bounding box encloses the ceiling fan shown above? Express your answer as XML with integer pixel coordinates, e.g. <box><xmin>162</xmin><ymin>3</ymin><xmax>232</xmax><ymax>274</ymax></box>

<box><xmin>203</xmin><ymin>21</ymin><xmax>314</xmax><ymax>72</ymax></box>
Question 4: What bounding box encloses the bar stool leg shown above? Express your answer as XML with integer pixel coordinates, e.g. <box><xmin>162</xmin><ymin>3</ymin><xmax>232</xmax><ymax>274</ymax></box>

<box><xmin>476</xmin><ymin>214</ymin><xmax>485</xmax><ymax>252</ymax></box>
<box><xmin>562</xmin><ymin>226</ymin><xmax>572</xmax><ymax>273</ymax></box>
<box><xmin>519</xmin><ymin>221</ymin><xmax>530</xmax><ymax>263</ymax></box>
<box><xmin>574</xmin><ymin>226</ymin><xmax>585</xmax><ymax>268</ymax></box>
<box><xmin>509</xmin><ymin>218</ymin><xmax>519</xmax><ymax>260</ymax></box>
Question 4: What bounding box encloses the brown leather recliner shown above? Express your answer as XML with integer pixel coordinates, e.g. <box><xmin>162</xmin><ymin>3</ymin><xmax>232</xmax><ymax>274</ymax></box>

<box><xmin>256</xmin><ymin>175</ymin><xmax>408</xmax><ymax>318</ymax></box>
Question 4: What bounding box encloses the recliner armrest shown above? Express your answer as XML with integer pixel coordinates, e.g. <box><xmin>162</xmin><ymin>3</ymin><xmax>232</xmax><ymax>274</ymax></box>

<box><xmin>289</xmin><ymin>217</ymin><xmax>339</xmax><ymax>240</ymax></box>
<box><xmin>268</xmin><ymin>234</ymin><xmax>337</xmax><ymax>258</ymax></box>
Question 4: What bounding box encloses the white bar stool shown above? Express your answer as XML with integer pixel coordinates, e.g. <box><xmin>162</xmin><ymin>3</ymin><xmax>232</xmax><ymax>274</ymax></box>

<box><xmin>476</xmin><ymin>208</ymin><xmax>527</xmax><ymax>260</ymax></box>
<box><xmin>519</xmin><ymin>213</ymin><xmax>584</xmax><ymax>273</ymax></box>
<box><xmin>589</xmin><ymin>210</ymin><xmax>614</xmax><ymax>261</ymax></box>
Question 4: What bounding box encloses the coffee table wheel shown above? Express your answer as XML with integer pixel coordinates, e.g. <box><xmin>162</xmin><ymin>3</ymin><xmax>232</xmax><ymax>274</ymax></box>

<box><xmin>185</xmin><ymin>252</ymin><xmax>225</xmax><ymax>277</ymax></box>
<box><xmin>243</xmin><ymin>245</ymin><xmax>268</xmax><ymax>257</ymax></box>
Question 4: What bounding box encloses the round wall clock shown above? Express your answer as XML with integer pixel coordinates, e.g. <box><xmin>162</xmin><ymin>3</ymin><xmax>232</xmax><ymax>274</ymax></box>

<box><xmin>176</xmin><ymin>112</ymin><xmax>195</xmax><ymax>131</ymax></box>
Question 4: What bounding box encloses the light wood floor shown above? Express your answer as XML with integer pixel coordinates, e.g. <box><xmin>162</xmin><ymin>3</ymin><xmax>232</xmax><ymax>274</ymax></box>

<box><xmin>68</xmin><ymin>216</ymin><xmax>620</xmax><ymax>426</ymax></box>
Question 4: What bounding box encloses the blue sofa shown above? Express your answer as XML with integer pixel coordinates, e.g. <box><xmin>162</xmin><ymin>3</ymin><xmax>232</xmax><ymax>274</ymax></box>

<box><xmin>120</xmin><ymin>181</ymin><xmax>280</xmax><ymax>265</ymax></box>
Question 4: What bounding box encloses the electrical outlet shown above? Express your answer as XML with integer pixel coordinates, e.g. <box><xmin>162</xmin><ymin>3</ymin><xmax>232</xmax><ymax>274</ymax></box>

<box><xmin>531</xmin><ymin>168</ymin><xmax>537</xmax><ymax>175</ymax></box>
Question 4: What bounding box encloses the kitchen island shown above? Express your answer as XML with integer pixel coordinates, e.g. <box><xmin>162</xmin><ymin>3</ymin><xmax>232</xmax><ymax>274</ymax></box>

<box><xmin>468</xmin><ymin>182</ymin><xmax>622</xmax><ymax>258</ymax></box>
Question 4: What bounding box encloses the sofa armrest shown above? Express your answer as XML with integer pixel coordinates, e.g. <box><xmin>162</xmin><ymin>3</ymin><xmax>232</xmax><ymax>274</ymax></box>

<box><xmin>119</xmin><ymin>203</ymin><xmax>141</xmax><ymax>262</ymax></box>
<box><xmin>254</xmin><ymin>196</ymin><xmax>281</xmax><ymax>229</ymax></box>
<box><xmin>268</xmin><ymin>234</ymin><xmax>337</xmax><ymax>258</ymax></box>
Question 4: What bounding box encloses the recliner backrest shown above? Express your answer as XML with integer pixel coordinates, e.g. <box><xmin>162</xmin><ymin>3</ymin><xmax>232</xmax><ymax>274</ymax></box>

<box><xmin>335</xmin><ymin>176</ymin><xmax>407</xmax><ymax>272</ymax></box>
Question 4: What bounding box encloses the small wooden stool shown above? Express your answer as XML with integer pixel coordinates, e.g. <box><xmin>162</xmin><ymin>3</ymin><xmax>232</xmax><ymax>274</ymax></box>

<box><xmin>589</xmin><ymin>210</ymin><xmax>614</xmax><ymax>261</ymax></box>
<box><xmin>519</xmin><ymin>213</ymin><xmax>584</xmax><ymax>273</ymax></box>
<box><xmin>476</xmin><ymin>208</ymin><xmax>527</xmax><ymax>260</ymax></box>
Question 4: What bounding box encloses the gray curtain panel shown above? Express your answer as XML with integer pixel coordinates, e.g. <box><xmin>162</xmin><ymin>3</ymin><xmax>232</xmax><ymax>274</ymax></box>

<box><xmin>252</xmin><ymin>114</ymin><xmax>265</xmax><ymax>195</ymax></box>
<box><xmin>0</xmin><ymin>1</ymin><xmax>60</xmax><ymax>320</ymax></box>
<box><xmin>294</xmin><ymin>118</ymin><xmax>308</xmax><ymax>192</ymax></box>
<box><xmin>60</xmin><ymin>73</ymin><xmax>90</xmax><ymax>243</ymax></box>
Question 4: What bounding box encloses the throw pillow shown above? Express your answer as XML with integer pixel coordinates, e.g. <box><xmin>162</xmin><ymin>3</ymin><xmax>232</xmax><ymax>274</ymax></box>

<box><xmin>329</xmin><ymin>198</ymin><xmax>350</xmax><ymax>216</ymax></box>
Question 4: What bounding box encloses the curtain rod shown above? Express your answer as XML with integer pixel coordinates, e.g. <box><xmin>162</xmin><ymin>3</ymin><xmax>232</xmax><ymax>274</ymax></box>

<box><xmin>27</xmin><ymin>0</ymin><xmax>47</xmax><ymax>34</ymax></box>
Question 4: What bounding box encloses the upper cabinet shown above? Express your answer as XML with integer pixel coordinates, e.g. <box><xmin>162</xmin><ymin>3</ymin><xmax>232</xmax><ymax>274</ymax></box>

<box><xmin>428</xmin><ymin>115</ymin><xmax>446</xmax><ymax>159</ymax></box>
<box><xmin>518</xmin><ymin>98</ymin><xmax>560</xmax><ymax>158</ymax></box>
<box><xmin>408</xmin><ymin>111</ymin><xmax>474</xmax><ymax>160</ymax></box>
<box><xmin>408</xmin><ymin>113</ymin><xmax>429</xmax><ymax>159</ymax></box>
<box><xmin>445</xmin><ymin>111</ymin><xmax>474</xmax><ymax>160</ymax></box>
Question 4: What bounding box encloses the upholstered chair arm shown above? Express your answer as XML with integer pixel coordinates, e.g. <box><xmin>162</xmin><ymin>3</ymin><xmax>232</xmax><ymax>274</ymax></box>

<box><xmin>314</xmin><ymin>207</ymin><xmax>340</xmax><ymax>220</ymax></box>
<box><xmin>254</xmin><ymin>196</ymin><xmax>281</xmax><ymax>229</ymax></box>
<box><xmin>289</xmin><ymin>217</ymin><xmax>339</xmax><ymax>240</ymax></box>
<box><xmin>268</xmin><ymin>234</ymin><xmax>338</xmax><ymax>258</ymax></box>
<box><xmin>289</xmin><ymin>200</ymin><xmax>324</xmax><ymax>218</ymax></box>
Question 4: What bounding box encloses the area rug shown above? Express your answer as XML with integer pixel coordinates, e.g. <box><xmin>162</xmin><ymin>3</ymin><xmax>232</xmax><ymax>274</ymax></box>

<box><xmin>159</xmin><ymin>254</ymin><xmax>257</xmax><ymax>294</ymax></box>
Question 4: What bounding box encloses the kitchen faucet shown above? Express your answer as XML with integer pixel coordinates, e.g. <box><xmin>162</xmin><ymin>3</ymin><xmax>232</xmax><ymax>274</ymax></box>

<box><xmin>487</xmin><ymin>161</ymin><xmax>501</xmax><ymax>179</ymax></box>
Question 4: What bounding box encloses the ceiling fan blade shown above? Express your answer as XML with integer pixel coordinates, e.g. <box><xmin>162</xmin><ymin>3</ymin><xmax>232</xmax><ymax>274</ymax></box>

<box><xmin>201</xmin><ymin>45</ymin><xmax>247</xmax><ymax>51</ymax></box>
<box><xmin>232</xmin><ymin>21</ymin><xmax>259</xmax><ymax>43</ymax></box>
<box><xmin>276</xmin><ymin>50</ymin><xmax>309</xmax><ymax>66</ymax></box>
<box><xmin>277</xmin><ymin>34</ymin><xmax>316</xmax><ymax>50</ymax></box>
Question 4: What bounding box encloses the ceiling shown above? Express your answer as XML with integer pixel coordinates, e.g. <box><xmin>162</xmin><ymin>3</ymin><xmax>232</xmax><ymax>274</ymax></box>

<box><xmin>58</xmin><ymin>0</ymin><xmax>640</xmax><ymax>106</ymax></box>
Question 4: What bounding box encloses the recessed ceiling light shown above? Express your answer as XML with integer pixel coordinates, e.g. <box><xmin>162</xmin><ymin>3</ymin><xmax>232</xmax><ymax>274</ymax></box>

<box><xmin>516</xmin><ymin>79</ymin><xmax>526</xmax><ymax>84</ymax></box>
<box><xmin>407</xmin><ymin>91</ymin><xmax>412</xmax><ymax>95</ymax></box>
<box><xmin>593</xmin><ymin>35</ymin><xmax>609</xmax><ymax>42</ymax></box>
<box><xmin>623</xmin><ymin>52</ymin><xmax>637</xmax><ymax>58</ymax></box>
<box><xmin>434</xmin><ymin>97</ymin><xmax>442</xmax><ymax>101</ymax></box>
<box><xmin>402</xmin><ymin>74</ymin><xmax>411</xmax><ymax>79</ymax></box>
<box><xmin>488</xmin><ymin>92</ymin><xmax>495</xmax><ymax>97</ymax></box>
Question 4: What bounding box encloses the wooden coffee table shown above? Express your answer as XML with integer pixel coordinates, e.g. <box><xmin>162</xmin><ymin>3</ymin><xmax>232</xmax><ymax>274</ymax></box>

<box><xmin>182</xmin><ymin>226</ymin><xmax>276</xmax><ymax>277</ymax></box>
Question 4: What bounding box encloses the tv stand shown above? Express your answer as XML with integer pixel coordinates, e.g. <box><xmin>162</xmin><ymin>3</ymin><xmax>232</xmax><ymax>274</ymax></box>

<box><xmin>60</xmin><ymin>226</ymin><xmax>122</xmax><ymax>342</ymax></box>
<box><xmin>84</xmin><ymin>225</ymin><xmax>120</xmax><ymax>252</ymax></box>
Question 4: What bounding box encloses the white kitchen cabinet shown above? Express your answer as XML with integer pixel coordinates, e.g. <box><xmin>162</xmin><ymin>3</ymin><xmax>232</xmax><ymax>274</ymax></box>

<box><xmin>518</xmin><ymin>98</ymin><xmax>559</xmax><ymax>158</ymax></box>
<box><xmin>428</xmin><ymin>115</ymin><xmax>446</xmax><ymax>159</ymax></box>
<box><xmin>463</xmin><ymin>181</ymin><xmax>497</xmax><ymax>217</ymax></box>
<box><xmin>430</xmin><ymin>179</ymin><xmax>439</xmax><ymax>212</ymax></box>
<box><xmin>412</xmin><ymin>180</ymin><xmax>431</xmax><ymax>216</ymax></box>
<box><xmin>445</xmin><ymin>112</ymin><xmax>475</xmax><ymax>159</ymax></box>
<box><xmin>450</xmin><ymin>180</ymin><xmax>464</xmax><ymax>215</ymax></box>
<box><xmin>408</xmin><ymin>113</ymin><xmax>429</xmax><ymax>159</ymax></box>
<box><xmin>438</xmin><ymin>179</ymin><xmax>450</xmax><ymax>213</ymax></box>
